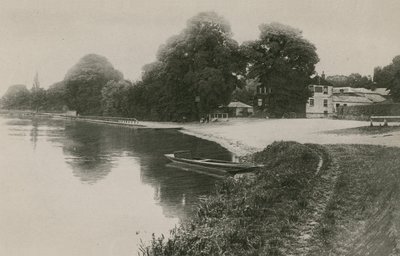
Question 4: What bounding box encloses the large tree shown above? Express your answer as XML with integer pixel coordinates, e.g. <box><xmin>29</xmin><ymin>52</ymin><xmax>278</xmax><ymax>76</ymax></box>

<box><xmin>374</xmin><ymin>55</ymin><xmax>400</xmax><ymax>101</ymax></box>
<box><xmin>45</xmin><ymin>81</ymin><xmax>68</xmax><ymax>111</ymax></box>
<box><xmin>101</xmin><ymin>80</ymin><xmax>132</xmax><ymax>117</ymax></box>
<box><xmin>64</xmin><ymin>54</ymin><xmax>123</xmax><ymax>115</ymax></box>
<box><xmin>1</xmin><ymin>84</ymin><xmax>31</xmax><ymax>110</ymax></box>
<box><xmin>142</xmin><ymin>12</ymin><xmax>244</xmax><ymax>121</ymax></box>
<box><xmin>241</xmin><ymin>22</ymin><xmax>319</xmax><ymax>117</ymax></box>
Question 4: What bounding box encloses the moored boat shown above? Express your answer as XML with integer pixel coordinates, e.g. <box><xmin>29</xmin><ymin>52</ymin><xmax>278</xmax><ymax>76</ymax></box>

<box><xmin>164</xmin><ymin>150</ymin><xmax>260</xmax><ymax>177</ymax></box>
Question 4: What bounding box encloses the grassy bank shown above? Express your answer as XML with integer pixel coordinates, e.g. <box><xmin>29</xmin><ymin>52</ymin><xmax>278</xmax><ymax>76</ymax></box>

<box><xmin>140</xmin><ymin>142</ymin><xmax>400</xmax><ymax>256</ymax></box>
<box><xmin>140</xmin><ymin>141</ymin><xmax>325</xmax><ymax>255</ymax></box>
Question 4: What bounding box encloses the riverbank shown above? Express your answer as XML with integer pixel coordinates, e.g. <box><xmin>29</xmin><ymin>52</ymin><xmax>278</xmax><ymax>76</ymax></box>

<box><xmin>139</xmin><ymin>118</ymin><xmax>400</xmax><ymax>255</ymax></box>
<box><xmin>141</xmin><ymin>142</ymin><xmax>400</xmax><ymax>256</ymax></box>
<box><xmin>178</xmin><ymin>118</ymin><xmax>400</xmax><ymax>156</ymax></box>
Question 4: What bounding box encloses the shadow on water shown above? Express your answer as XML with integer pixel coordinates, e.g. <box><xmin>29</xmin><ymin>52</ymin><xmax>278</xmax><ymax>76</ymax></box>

<box><xmin>50</xmin><ymin>120</ymin><xmax>232</xmax><ymax>218</ymax></box>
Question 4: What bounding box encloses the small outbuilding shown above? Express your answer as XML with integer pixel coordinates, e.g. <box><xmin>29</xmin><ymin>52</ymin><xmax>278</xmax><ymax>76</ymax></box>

<box><xmin>227</xmin><ymin>101</ymin><xmax>254</xmax><ymax>117</ymax></box>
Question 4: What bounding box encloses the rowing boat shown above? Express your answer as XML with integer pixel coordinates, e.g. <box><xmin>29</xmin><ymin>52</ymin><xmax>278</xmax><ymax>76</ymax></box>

<box><xmin>164</xmin><ymin>150</ymin><xmax>258</xmax><ymax>177</ymax></box>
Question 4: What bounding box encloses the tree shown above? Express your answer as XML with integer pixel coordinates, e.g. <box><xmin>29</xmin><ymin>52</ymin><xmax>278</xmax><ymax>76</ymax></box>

<box><xmin>374</xmin><ymin>55</ymin><xmax>400</xmax><ymax>101</ymax></box>
<box><xmin>241</xmin><ymin>22</ymin><xmax>319</xmax><ymax>117</ymax></box>
<box><xmin>64</xmin><ymin>54</ymin><xmax>123</xmax><ymax>115</ymax></box>
<box><xmin>141</xmin><ymin>12</ymin><xmax>244</xmax><ymax>121</ymax></box>
<box><xmin>1</xmin><ymin>84</ymin><xmax>31</xmax><ymax>110</ymax></box>
<box><xmin>30</xmin><ymin>88</ymin><xmax>47</xmax><ymax>112</ymax></box>
<box><xmin>232</xmin><ymin>78</ymin><xmax>260</xmax><ymax>105</ymax></box>
<box><xmin>46</xmin><ymin>81</ymin><xmax>68</xmax><ymax>111</ymax></box>
<box><xmin>326</xmin><ymin>73</ymin><xmax>374</xmax><ymax>89</ymax></box>
<box><xmin>101</xmin><ymin>80</ymin><xmax>132</xmax><ymax>116</ymax></box>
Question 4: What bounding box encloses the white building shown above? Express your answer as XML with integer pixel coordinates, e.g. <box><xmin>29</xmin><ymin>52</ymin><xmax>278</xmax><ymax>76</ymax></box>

<box><xmin>306</xmin><ymin>85</ymin><xmax>334</xmax><ymax>118</ymax></box>
<box><xmin>306</xmin><ymin>86</ymin><xmax>390</xmax><ymax>118</ymax></box>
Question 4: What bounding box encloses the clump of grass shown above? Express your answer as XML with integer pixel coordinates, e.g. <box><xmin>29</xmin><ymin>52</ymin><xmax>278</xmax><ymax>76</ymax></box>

<box><xmin>140</xmin><ymin>141</ymin><xmax>321</xmax><ymax>256</ymax></box>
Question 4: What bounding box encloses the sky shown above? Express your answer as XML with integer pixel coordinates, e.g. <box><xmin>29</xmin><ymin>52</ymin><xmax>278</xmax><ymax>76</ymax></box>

<box><xmin>1</xmin><ymin>0</ymin><xmax>399</xmax><ymax>95</ymax></box>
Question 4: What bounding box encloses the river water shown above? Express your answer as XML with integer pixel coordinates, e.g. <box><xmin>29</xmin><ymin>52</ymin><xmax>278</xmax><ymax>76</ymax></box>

<box><xmin>0</xmin><ymin>115</ymin><xmax>232</xmax><ymax>256</ymax></box>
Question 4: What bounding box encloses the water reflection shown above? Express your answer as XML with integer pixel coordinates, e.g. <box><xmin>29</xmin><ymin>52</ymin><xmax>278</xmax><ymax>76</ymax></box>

<box><xmin>0</xmin><ymin>116</ymin><xmax>233</xmax><ymax>255</ymax></box>
<box><xmin>30</xmin><ymin>119</ymin><xmax>39</xmax><ymax>149</ymax></box>
<box><xmin>61</xmin><ymin>122</ymin><xmax>115</xmax><ymax>184</ymax></box>
<box><xmin>56</xmin><ymin>120</ymin><xmax>231</xmax><ymax>218</ymax></box>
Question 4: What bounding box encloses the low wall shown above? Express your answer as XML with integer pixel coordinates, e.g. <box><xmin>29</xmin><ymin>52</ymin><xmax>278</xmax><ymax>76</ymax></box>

<box><xmin>337</xmin><ymin>103</ymin><xmax>400</xmax><ymax>121</ymax></box>
<box><xmin>306</xmin><ymin>113</ymin><xmax>334</xmax><ymax>118</ymax></box>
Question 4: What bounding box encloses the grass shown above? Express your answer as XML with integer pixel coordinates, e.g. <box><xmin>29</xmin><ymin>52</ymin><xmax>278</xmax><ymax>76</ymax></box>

<box><xmin>308</xmin><ymin>144</ymin><xmax>400</xmax><ymax>256</ymax></box>
<box><xmin>139</xmin><ymin>141</ymin><xmax>323</xmax><ymax>256</ymax></box>
<box><xmin>140</xmin><ymin>142</ymin><xmax>400</xmax><ymax>256</ymax></box>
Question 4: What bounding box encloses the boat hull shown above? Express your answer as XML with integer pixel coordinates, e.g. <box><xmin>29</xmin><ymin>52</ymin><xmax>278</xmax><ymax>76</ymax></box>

<box><xmin>164</xmin><ymin>154</ymin><xmax>256</xmax><ymax>177</ymax></box>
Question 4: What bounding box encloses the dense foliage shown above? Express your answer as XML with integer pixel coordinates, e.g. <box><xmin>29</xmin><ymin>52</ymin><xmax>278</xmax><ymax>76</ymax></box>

<box><xmin>140</xmin><ymin>141</ymin><xmax>321</xmax><ymax>256</ymax></box>
<box><xmin>1</xmin><ymin>84</ymin><xmax>31</xmax><ymax>110</ymax></box>
<box><xmin>326</xmin><ymin>73</ymin><xmax>375</xmax><ymax>89</ymax></box>
<box><xmin>231</xmin><ymin>78</ymin><xmax>260</xmax><ymax>105</ymax></box>
<box><xmin>241</xmin><ymin>23</ymin><xmax>319</xmax><ymax>117</ymax></box>
<box><xmin>1</xmin><ymin>13</ymin><xmax>322</xmax><ymax>120</ymax></box>
<box><xmin>64</xmin><ymin>54</ymin><xmax>124</xmax><ymax>115</ymax></box>
<box><xmin>45</xmin><ymin>81</ymin><xmax>68</xmax><ymax>111</ymax></box>
<box><xmin>374</xmin><ymin>55</ymin><xmax>400</xmax><ymax>102</ymax></box>
<box><xmin>137</xmin><ymin>12</ymin><xmax>244</xmax><ymax>121</ymax></box>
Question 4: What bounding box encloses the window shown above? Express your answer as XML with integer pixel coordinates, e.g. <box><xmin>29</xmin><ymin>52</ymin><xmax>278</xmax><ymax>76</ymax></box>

<box><xmin>314</xmin><ymin>86</ymin><xmax>323</xmax><ymax>93</ymax></box>
<box><xmin>336</xmin><ymin>104</ymin><xmax>340</xmax><ymax>108</ymax></box>
<box><xmin>323</xmin><ymin>86</ymin><xmax>328</xmax><ymax>94</ymax></box>
<box><xmin>268</xmin><ymin>88</ymin><xmax>272</xmax><ymax>93</ymax></box>
<box><xmin>258</xmin><ymin>98</ymin><xmax>263</xmax><ymax>106</ymax></box>
<box><xmin>309</xmin><ymin>98</ymin><xmax>314</xmax><ymax>107</ymax></box>
<box><xmin>323</xmin><ymin>99</ymin><xmax>328</xmax><ymax>107</ymax></box>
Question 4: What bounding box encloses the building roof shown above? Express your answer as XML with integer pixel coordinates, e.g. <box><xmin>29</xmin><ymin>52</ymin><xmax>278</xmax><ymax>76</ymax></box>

<box><xmin>333</xmin><ymin>95</ymin><xmax>373</xmax><ymax>104</ymax></box>
<box><xmin>333</xmin><ymin>87</ymin><xmax>390</xmax><ymax>96</ymax></box>
<box><xmin>361</xmin><ymin>93</ymin><xmax>386</xmax><ymax>103</ymax></box>
<box><xmin>373</xmin><ymin>88</ymin><xmax>390</xmax><ymax>96</ymax></box>
<box><xmin>227</xmin><ymin>101</ymin><xmax>253</xmax><ymax>108</ymax></box>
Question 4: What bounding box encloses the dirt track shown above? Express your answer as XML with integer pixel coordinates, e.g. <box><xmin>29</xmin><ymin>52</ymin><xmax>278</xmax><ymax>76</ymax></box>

<box><xmin>306</xmin><ymin>144</ymin><xmax>400</xmax><ymax>256</ymax></box>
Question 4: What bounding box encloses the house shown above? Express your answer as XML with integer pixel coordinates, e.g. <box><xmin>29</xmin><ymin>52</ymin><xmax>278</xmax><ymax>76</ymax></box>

<box><xmin>254</xmin><ymin>86</ymin><xmax>272</xmax><ymax>109</ymax></box>
<box><xmin>227</xmin><ymin>101</ymin><xmax>254</xmax><ymax>117</ymax></box>
<box><xmin>306</xmin><ymin>85</ymin><xmax>390</xmax><ymax>118</ymax></box>
<box><xmin>306</xmin><ymin>84</ymin><xmax>334</xmax><ymax>118</ymax></box>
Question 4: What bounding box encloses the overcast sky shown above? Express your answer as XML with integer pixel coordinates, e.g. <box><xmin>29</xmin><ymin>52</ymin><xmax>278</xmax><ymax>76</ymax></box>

<box><xmin>1</xmin><ymin>0</ymin><xmax>399</xmax><ymax>94</ymax></box>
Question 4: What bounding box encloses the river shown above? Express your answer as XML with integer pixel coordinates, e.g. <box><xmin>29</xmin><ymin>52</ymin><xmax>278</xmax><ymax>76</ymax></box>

<box><xmin>0</xmin><ymin>115</ymin><xmax>232</xmax><ymax>256</ymax></box>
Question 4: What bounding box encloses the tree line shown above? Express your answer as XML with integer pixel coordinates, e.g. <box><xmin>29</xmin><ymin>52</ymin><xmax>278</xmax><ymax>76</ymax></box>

<box><xmin>1</xmin><ymin>12</ymin><xmax>398</xmax><ymax>120</ymax></box>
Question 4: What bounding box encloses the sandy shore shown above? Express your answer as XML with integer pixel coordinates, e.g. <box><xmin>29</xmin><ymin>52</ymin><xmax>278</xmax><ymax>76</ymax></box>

<box><xmin>177</xmin><ymin>118</ymin><xmax>400</xmax><ymax>156</ymax></box>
